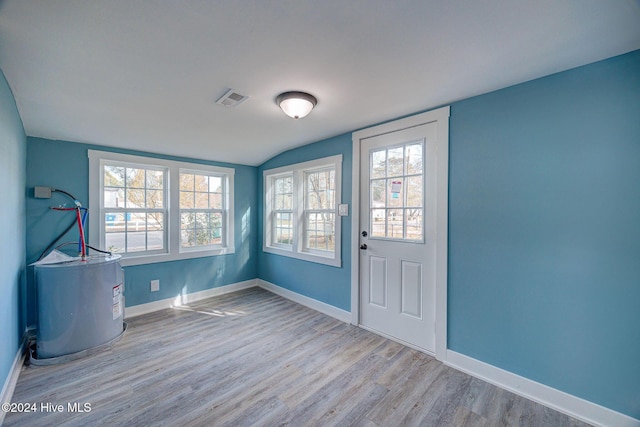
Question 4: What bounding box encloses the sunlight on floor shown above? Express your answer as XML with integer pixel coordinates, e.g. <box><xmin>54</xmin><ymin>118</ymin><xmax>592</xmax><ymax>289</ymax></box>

<box><xmin>171</xmin><ymin>305</ymin><xmax>247</xmax><ymax>317</ymax></box>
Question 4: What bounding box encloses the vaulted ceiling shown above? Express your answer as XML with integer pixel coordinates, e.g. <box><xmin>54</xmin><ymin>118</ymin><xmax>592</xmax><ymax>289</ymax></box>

<box><xmin>1</xmin><ymin>1</ymin><xmax>639</xmax><ymax>165</ymax></box>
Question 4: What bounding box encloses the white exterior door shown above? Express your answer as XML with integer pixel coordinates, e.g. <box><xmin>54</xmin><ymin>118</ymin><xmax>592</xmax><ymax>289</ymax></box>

<box><xmin>359</xmin><ymin>121</ymin><xmax>439</xmax><ymax>353</ymax></box>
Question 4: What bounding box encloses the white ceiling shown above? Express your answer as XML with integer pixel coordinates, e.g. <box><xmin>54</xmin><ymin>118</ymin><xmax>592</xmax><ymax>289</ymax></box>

<box><xmin>1</xmin><ymin>1</ymin><xmax>639</xmax><ymax>166</ymax></box>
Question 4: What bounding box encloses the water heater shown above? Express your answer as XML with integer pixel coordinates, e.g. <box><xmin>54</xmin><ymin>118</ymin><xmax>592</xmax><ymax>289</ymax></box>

<box><xmin>34</xmin><ymin>255</ymin><xmax>125</xmax><ymax>361</ymax></box>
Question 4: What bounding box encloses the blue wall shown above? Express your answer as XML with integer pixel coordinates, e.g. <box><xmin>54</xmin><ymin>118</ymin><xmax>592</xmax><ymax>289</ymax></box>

<box><xmin>448</xmin><ymin>50</ymin><xmax>640</xmax><ymax>418</ymax></box>
<box><xmin>26</xmin><ymin>138</ymin><xmax>258</xmax><ymax>322</ymax></box>
<box><xmin>257</xmin><ymin>134</ymin><xmax>352</xmax><ymax>311</ymax></box>
<box><xmin>0</xmin><ymin>70</ymin><xmax>26</xmax><ymax>393</ymax></box>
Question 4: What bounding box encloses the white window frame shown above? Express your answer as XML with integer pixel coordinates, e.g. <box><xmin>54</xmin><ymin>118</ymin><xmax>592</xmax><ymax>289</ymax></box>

<box><xmin>178</xmin><ymin>168</ymin><xmax>229</xmax><ymax>252</ymax></box>
<box><xmin>270</xmin><ymin>173</ymin><xmax>294</xmax><ymax>250</ymax></box>
<box><xmin>89</xmin><ymin>150</ymin><xmax>235</xmax><ymax>266</ymax></box>
<box><xmin>263</xmin><ymin>155</ymin><xmax>342</xmax><ymax>267</ymax></box>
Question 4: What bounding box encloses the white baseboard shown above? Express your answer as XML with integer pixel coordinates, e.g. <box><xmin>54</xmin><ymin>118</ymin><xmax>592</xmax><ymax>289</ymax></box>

<box><xmin>445</xmin><ymin>350</ymin><xmax>639</xmax><ymax>427</ymax></box>
<box><xmin>0</xmin><ymin>330</ymin><xmax>29</xmax><ymax>425</ymax></box>
<box><xmin>124</xmin><ymin>279</ymin><xmax>258</xmax><ymax>318</ymax></box>
<box><xmin>257</xmin><ymin>279</ymin><xmax>351</xmax><ymax>323</ymax></box>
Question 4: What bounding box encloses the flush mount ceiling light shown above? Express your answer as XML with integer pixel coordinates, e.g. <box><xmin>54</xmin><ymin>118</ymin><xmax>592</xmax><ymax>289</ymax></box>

<box><xmin>276</xmin><ymin>91</ymin><xmax>317</xmax><ymax>119</ymax></box>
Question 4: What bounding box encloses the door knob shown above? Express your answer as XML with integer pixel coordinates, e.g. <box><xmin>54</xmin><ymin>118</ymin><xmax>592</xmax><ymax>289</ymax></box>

<box><xmin>360</xmin><ymin>244</ymin><xmax>368</xmax><ymax>250</ymax></box>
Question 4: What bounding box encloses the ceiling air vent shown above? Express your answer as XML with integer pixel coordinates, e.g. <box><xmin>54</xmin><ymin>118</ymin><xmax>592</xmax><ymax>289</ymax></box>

<box><xmin>215</xmin><ymin>89</ymin><xmax>249</xmax><ymax>107</ymax></box>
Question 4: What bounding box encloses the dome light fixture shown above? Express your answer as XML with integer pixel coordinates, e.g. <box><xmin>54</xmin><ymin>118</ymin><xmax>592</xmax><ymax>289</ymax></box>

<box><xmin>276</xmin><ymin>91</ymin><xmax>317</xmax><ymax>119</ymax></box>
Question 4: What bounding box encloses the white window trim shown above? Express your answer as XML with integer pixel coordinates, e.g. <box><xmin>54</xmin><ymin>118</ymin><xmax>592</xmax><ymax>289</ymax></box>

<box><xmin>89</xmin><ymin>150</ymin><xmax>235</xmax><ymax>266</ymax></box>
<box><xmin>263</xmin><ymin>155</ymin><xmax>342</xmax><ymax>267</ymax></box>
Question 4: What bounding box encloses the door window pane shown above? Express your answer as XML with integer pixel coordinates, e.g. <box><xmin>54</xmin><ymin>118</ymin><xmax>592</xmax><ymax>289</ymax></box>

<box><xmin>371</xmin><ymin>209</ymin><xmax>386</xmax><ymax>238</ymax></box>
<box><xmin>406</xmin><ymin>143</ymin><xmax>423</xmax><ymax>174</ymax></box>
<box><xmin>369</xmin><ymin>140</ymin><xmax>425</xmax><ymax>241</ymax></box>
<box><xmin>406</xmin><ymin>209</ymin><xmax>423</xmax><ymax>241</ymax></box>
<box><xmin>371</xmin><ymin>179</ymin><xmax>386</xmax><ymax>206</ymax></box>
<box><xmin>387</xmin><ymin>179</ymin><xmax>404</xmax><ymax>208</ymax></box>
<box><xmin>387</xmin><ymin>147</ymin><xmax>404</xmax><ymax>177</ymax></box>
<box><xmin>371</xmin><ymin>150</ymin><xmax>386</xmax><ymax>179</ymax></box>
<box><xmin>406</xmin><ymin>176</ymin><xmax>423</xmax><ymax>207</ymax></box>
<box><xmin>387</xmin><ymin>209</ymin><xmax>404</xmax><ymax>239</ymax></box>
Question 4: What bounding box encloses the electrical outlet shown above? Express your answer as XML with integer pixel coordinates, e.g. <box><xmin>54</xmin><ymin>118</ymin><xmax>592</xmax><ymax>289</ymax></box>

<box><xmin>150</xmin><ymin>280</ymin><xmax>160</xmax><ymax>292</ymax></box>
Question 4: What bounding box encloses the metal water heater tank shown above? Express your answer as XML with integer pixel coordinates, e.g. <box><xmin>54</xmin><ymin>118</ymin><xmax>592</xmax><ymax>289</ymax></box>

<box><xmin>34</xmin><ymin>255</ymin><xmax>125</xmax><ymax>360</ymax></box>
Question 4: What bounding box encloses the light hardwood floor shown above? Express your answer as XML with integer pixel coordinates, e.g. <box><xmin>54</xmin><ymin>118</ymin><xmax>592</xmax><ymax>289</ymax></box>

<box><xmin>5</xmin><ymin>287</ymin><xmax>591</xmax><ymax>426</ymax></box>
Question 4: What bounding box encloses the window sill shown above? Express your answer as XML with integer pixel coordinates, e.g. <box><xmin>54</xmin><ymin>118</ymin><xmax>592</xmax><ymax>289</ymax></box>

<box><xmin>263</xmin><ymin>245</ymin><xmax>341</xmax><ymax>268</ymax></box>
<box><xmin>118</xmin><ymin>246</ymin><xmax>235</xmax><ymax>266</ymax></box>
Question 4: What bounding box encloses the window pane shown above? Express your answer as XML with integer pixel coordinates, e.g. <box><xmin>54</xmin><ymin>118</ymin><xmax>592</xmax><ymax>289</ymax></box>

<box><xmin>371</xmin><ymin>150</ymin><xmax>386</xmax><ymax>179</ymax></box>
<box><xmin>406</xmin><ymin>209</ymin><xmax>423</xmax><ymax>241</ymax></box>
<box><xmin>147</xmin><ymin>189</ymin><xmax>163</xmax><ymax>209</ymax></box>
<box><xmin>305</xmin><ymin>213</ymin><xmax>334</xmax><ymax>251</ymax></box>
<box><xmin>126</xmin><ymin>231</ymin><xmax>146</xmax><ymax>252</ymax></box>
<box><xmin>126</xmin><ymin>188</ymin><xmax>145</xmax><ymax>208</ymax></box>
<box><xmin>104</xmin><ymin>187</ymin><xmax>124</xmax><ymax>208</ymax></box>
<box><xmin>148</xmin><ymin>213</ymin><xmax>163</xmax><ymax>231</ymax></box>
<box><xmin>104</xmin><ymin>166</ymin><xmax>124</xmax><ymax>187</ymax></box>
<box><xmin>371</xmin><ymin>209</ymin><xmax>386</xmax><ymax>237</ymax></box>
<box><xmin>388</xmin><ymin>209</ymin><xmax>404</xmax><ymax>239</ymax></box>
<box><xmin>387</xmin><ymin>179</ymin><xmax>404</xmax><ymax>208</ymax></box>
<box><xmin>209</xmin><ymin>176</ymin><xmax>222</xmax><ymax>192</ymax></box>
<box><xmin>126</xmin><ymin>168</ymin><xmax>145</xmax><ymax>188</ymax></box>
<box><xmin>195</xmin><ymin>192</ymin><xmax>208</xmax><ymax>209</ymax></box>
<box><xmin>210</xmin><ymin>213</ymin><xmax>222</xmax><ymax>245</ymax></box>
<box><xmin>105</xmin><ymin>232</ymin><xmax>125</xmax><ymax>254</ymax></box>
<box><xmin>129</xmin><ymin>212</ymin><xmax>147</xmax><ymax>229</ymax></box>
<box><xmin>180</xmin><ymin>190</ymin><xmax>194</xmax><ymax>208</ymax></box>
<box><xmin>180</xmin><ymin>212</ymin><xmax>194</xmax><ymax>247</ymax></box>
<box><xmin>210</xmin><ymin>192</ymin><xmax>223</xmax><ymax>209</ymax></box>
<box><xmin>195</xmin><ymin>174</ymin><xmax>208</xmax><ymax>191</ymax></box>
<box><xmin>209</xmin><ymin>212</ymin><xmax>222</xmax><ymax>227</ymax></box>
<box><xmin>282</xmin><ymin>194</ymin><xmax>292</xmax><ymax>210</ymax></box>
<box><xmin>387</xmin><ymin>147</ymin><xmax>404</xmax><ymax>177</ymax></box>
<box><xmin>406</xmin><ymin>176</ymin><xmax>423</xmax><ymax>208</ymax></box>
<box><xmin>180</xmin><ymin>209</ymin><xmax>223</xmax><ymax>248</ymax></box>
<box><xmin>328</xmin><ymin>171</ymin><xmax>335</xmax><ymax>209</ymax></box>
<box><xmin>274</xmin><ymin>212</ymin><xmax>292</xmax><ymax>245</ymax></box>
<box><xmin>406</xmin><ymin>143</ymin><xmax>423</xmax><ymax>175</ymax></box>
<box><xmin>371</xmin><ymin>179</ymin><xmax>385</xmax><ymax>207</ymax></box>
<box><xmin>180</xmin><ymin>173</ymin><xmax>194</xmax><ymax>191</ymax></box>
<box><xmin>105</xmin><ymin>212</ymin><xmax>126</xmax><ymax>253</ymax></box>
<box><xmin>195</xmin><ymin>212</ymin><xmax>208</xmax><ymax>229</ymax></box>
<box><xmin>181</xmin><ymin>230</ymin><xmax>195</xmax><ymax>247</ymax></box>
<box><xmin>274</xmin><ymin>176</ymin><xmax>293</xmax><ymax>210</ymax></box>
<box><xmin>147</xmin><ymin>230</ymin><xmax>164</xmax><ymax>250</ymax></box>
<box><xmin>146</xmin><ymin>170</ymin><xmax>163</xmax><ymax>189</ymax></box>
<box><xmin>306</xmin><ymin>170</ymin><xmax>335</xmax><ymax>210</ymax></box>
<box><xmin>307</xmin><ymin>188</ymin><xmax>320</xmax><ymax>210</ymax></box>
<box><xmin>279</xmin><ymin>176</ymin><xmax>292</xmax><ymax>194</ymax></box>
<box><xmin>195</xmin><ymin>228</ymin><xmax>209</xmax><ymax>246</ymax></box>
<box><xmin>181</xmin><ymin>212</ymin><xmax>195</xmax><ymax>229</ymax></box>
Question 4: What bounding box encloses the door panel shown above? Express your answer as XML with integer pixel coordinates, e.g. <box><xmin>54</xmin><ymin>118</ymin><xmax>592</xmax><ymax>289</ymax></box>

<box><xmin>401</xmin><ymin>260</ymin><xmax>422</xmax><ymax>318</ymax></box>
<box><xmin>359</xmin><ymin>122</ymin><xmax>437</xmax><ymax>353</ymax></box>
<box><xmin>368</xmin><ymin>256</ymin><xmax>387</xmax><ymax>307</ymax></box>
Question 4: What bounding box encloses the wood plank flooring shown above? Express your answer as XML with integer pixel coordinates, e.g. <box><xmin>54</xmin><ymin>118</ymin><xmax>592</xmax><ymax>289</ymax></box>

<box><xmin>4</xmin><ymin>287</ymin><xmax>591</xmax><ymax>426</ymax></box>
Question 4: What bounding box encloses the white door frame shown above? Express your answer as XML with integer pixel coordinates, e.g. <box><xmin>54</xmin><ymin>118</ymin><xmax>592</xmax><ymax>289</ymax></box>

<box><xmin>350</xmin><ymin>106</ymin><xmax>450</xmax><ymax>361</ymax></box>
